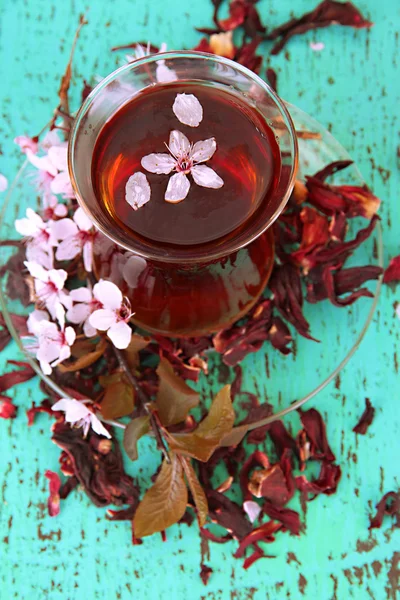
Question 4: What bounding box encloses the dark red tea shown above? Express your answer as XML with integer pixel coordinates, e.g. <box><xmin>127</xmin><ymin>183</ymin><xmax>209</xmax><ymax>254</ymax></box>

<box><xmin>91</xmin><ymin>81</ymin><xmax>281</xmax><ymax>336</ymax></box>
<box><xmin>92</xmin><ymin>82</ymin><xmax>281</xmax><ymax>247</ymax></box>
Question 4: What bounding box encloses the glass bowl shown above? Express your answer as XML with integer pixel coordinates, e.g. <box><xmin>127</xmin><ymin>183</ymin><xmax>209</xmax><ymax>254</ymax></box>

<box><xmin>0</xmin><ymin>103</ymin><xmax>383</xmax><ymax>430</ymax></box>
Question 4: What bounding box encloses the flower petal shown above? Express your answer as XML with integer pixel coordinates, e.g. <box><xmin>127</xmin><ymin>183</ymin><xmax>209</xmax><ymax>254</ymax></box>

<box><xmin>48</xmin><ymin>268</ymin><xmax>68</xmax><ymax>290</ymax></box>
<box><xmin>74</xmin><ymin>207</ymin><xmax>93</xmax><ymax>232</ymax></box>
<box><xmin>83</xmin><ymin>240</ymin><xmax>93</xmax><ymax>273</ymax></box>
<box><xmin>14</xmin><ymin>135</ymin><xmax>38</xmax><ymax>154</ymax></box>
<box><xmin>107</xmin><ymin>321</ymin><xmax>132</xmax><ymax>349</ymax></box>
<box><xmin>41</xmin><ymin>130</ymin><xmax>61</xmax><ymax>151</ymax></box>
<box><xmin>89</xmin><ymin>309</ymin><xmax>117</xmax><ymax>331</ymax></box>
<box><xmin>55</xmin><ymin>303</ymin><xmax>66</xmax><ymax>330</ymax></box>
<box><xmin>92</xmin><ymin>279</ymin><xmax>122</xmax><ymax>309</ymax></box>
<box><xmin>64</xmin><ymin>326</ymin><xmax>76</xmax><ymax>347</ymax></box>
<box><xmin>51</xmin><ymin>218</ymin><xmax>79</xmax><ymax>240</ymax></box>
<box><xmin>90</xmin><ymin>414</ymin><xmax>112</xmax><ymax>439</ymax></box>
<box><xmin>141</xmin><ymin>153</ymin><xmax>176</xmax><ymax>175</ymax></box>
<box><xmin>50</xmin><ymin>171</ymin><xmax>73</xmax><ymax>196</ymax></box>
<box><xmin>27</xmin><ymin>310</ymin><xmax>49</xmax><ymax>335</ymax></box>
<box><xmin>191</xmin><ymin>165</ymin><xmax>224</xmax><ymax>189</ymax></box>
<box><xmin>169</xmin><ymin>130</ymin><xmax>190</xmax><ymax>158</ymax></box>
<box><xmin>191</xmin><ymin>138</ymin><xmax>217</xmax><ymax>163</ymax></box>
<box><xmin>24</xmin><ymin>261</ymin><xmax>49</xmax><ymax>281</ymax></box>
<box><xmin>53</xmin><ymin>398</ymin><xmax>90</xmax><ymax>422</ymax></box>
<box><xmin>47</xmin><ymin>145</ymin><xmax>68</xmax><ymax>172</ymax></box>
<box><xmin>0</xmin><ymin>173</ymin><xmax>8</xmax><ymax>192</ymax></box>
<box><xmin>26</xmin><ymin>244</ymin><xmax>54</xmax><ymax>270</ymax></box>
<box><xmin>39</xmin><ymin>359</ymin><xmax>52</xmax><ymax>375</ymax></box>
<box><xmin>67</xmin><ymin>302</ymin><xmax>91</xmax><ymax>324</ymax></box>
<box><xmin>165</xmin><ymin>172</ymin><xmax>190</xmax><ymax>203</ymax></box>
<box><xmin>54</xmin><ymin>203</ymin><xmax>68</xmax><ymax>217</ymax></box>
<box><xmin>122</xmin><ymin>255</ymin><xmax>147</xmax><ymax>288</ymax></box>
<box><xmin>27</xmin><ymin>150</ymin><xmax>58</xmax><ymax>177</ymax></box>
<box><xmin>56</xmin><ymin>236</ymin><xmax>82</xmax><ymax>262</ymax></box>
<box><xmin>70</xmin><ymin>287</ymin><xmax>92</xmax><ymax>303</ymax></box>
<box><xmin>172</xmin><ymin>93</ymin><xmax>203</xmax><ymax>127</ymax></box>
<box><xmin>83</xmin><ymin>319</ymin><xmax>97</xmax><ymax>338</ymax></box>
<box><xmin>125</xmin><ymin>172</ymin><xmax>151</xmax><ymax>211</ymax></box>
<box><xmin>155</xmin><ymin>63</ymin><xmax>178</xmax><ymax>83</ymax></box>
<box><xmin>37</xmin><ymin>339</ymin><xmax>62</xmax><ymax>364</ymax></box>
<box><xmin>243</xmin><ymin>500</ymin><xmax>262</xmax><ymax>523</ymax></box>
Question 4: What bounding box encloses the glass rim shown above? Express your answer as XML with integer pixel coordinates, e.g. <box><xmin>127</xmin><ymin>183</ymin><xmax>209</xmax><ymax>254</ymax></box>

<box><xmin>68</xmin><ymin>50</ymin><xmax>299</xmax><ymax>264</ymax></box>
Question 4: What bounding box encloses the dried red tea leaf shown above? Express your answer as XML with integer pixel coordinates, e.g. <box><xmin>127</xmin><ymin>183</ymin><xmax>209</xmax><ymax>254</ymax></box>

<box><xmin>52</xmin><ymin>421</ymin><xmax>139</xmax><ymax>507</ymax></box>
<box><xmin>235</xmin><ymin>37</ymin><xmax>263</xmax><ymax>74</ymax></box>
<box><xmin>58</xmin><ymin>339</ymin><xmax>107</xmax><ymax>372</ymax></box>
<box><xmin>243</xmin><ymin>403</ymin><xmax>274</xmax><ymax>445</ymax></box>
<box><xmin>0</xmin><ymin>360</ymin><xmax>36</xmax><ymax>393</ymax></box>
<box><xmin>209</xmin><ymin>31</ymin><xmax>236</xmax><ymax>58</ymax></box>
<box><xmin>133</xmin><ymin>454</ymin><xmax>188</xmax><ymax>538</ymax></box>
<box><xmin>314</xmin><ymin>159</ymin><xmax>354</xmax><ymax>181</ymax></box>
<box><xmin>307</xmin><ymin>176</ymin><xmax>380</xmax><ymax>219</ymax></box>
<box><xmin>243</xmin><ymin>548</ymin><xmax>267</xmax><ymax>569</ymax></box>
<box><xmin>306</xmin><ymin>265</ymin><xmax>382</xmax><ymax>305</ymax></box>
<box><xmin>200</xmin><ymin>564</ymin><xmax>213</xmax><ymax>586</ymax></box>
<box><xmin>123</xmin><ymin>415</ymin><xmax>150</xmax><ymax>461</ymax></box>
<box><xmin>353</xmin><ymin>398</ymin><xmax>375</xmax><ymax>435</ymax></box>
<box><xmin>240</xmin><ymin>450</ymin><xmax>270</xmax><ymax>501</ymax></box>
<box><xmin>213</xmin><ymin>299</ymin><xmax>274</xmax><ymax>366</ymax></box>
<box><xmin>206</xmin><ymin>489</ymin><xmax>252</xmax><ymax>540</ymax></box>
<box><xmin>181</xmin><ymin>457</ymin><xmax>209</xmax><ymax>527</ymax></box>
<box><xmin>193</xmin><ymin>37</ymin><xmax>212</xmax><ymax>52</ymax></box>
<box><xmin>299</xmin><ymin>408</ymin><xmax>335</xmax><ymax>461</ymax></box>
<box><xmin>267</xmin><ymin>0</ymin><xmax>373</xmax><ymax>55</ymax></box>
<box><xmin>156</xmin><ymin>357</ymin><xmax>200</xmax><ymax>427</ymax></box>
<box><xmin>233</xmin><ymin>520</ymin><xmax>282</xmax><ymax>558</ymax></box>
<box><xmin>269</xmin><ymin>264</ymin><xmax>317</xmax><ymax>340</ymax></box>
<box><xmin>383</xmin><ymin>256</ymin><xmax>400</xmax><ymax>284</ymax></box>
<box><xmin>44</xmin><ymin>470</ymin><xmax>61</xmax><ymax>517</ymax></box>
<box><xmin>168</xmin><ymin>386</ymin><xmax>235</xmax><ymax>462</ymax></box>
<box><xmin>219</xmin><ymin>0</ymin><xmax>247</xmax><ymax>31</ymax></box>
<box><xmin>26</xmin><ymin>399</ymin><xmax>57</xmax><ymax>426</ymax></box>
<box><xmin>249</xmin><ymin>463</ymin><xmax>292</xmax><ymax>506</ymax></box>
<box><xmin>242</xmin><ymin>3</ymin><xmax>266</xmax><ymax>39</ymax></box>
<box><xmin>369</xmin><ymin>491</ymin><xmax>400</xmax><ymax>530</ymax></box>
<box><xmin>154</xmin><ymin>336</ymin><xmax>204</xmax><ymax>382</ymax></box>
<box><xmin>268</xmin><ymin>317</ymin><xmax>292</xmax><ymax>355</ymax></box>
<box><xmin>296</xmin><ymin>461</ymin><xmax>341</xmax><ymax>498</ymax></box>
<box><xmin>0</xmin><ymin>395</ymin><xmax>17</xmax><ymax>419</ymax></box>
<box><xmin>81</xmin><ymin>79</ymin><xmax>92</xmax><ymax>102</ymax></box>
<box><xmin>200</xmin><ymin>528</ymin><xmax>232</xmax><ymax>544</ymax></box>
<box><xmin>266</xmin><ymin>68</ymin><xmax>278</xmax><ymax>93</ymax></box>
<box><xmin>268</xmin><ymin>420</ymin><xmax>297</xmax><ymax>458</ymax></box>
<box><xmin>0</xmin><ymin>313</ymin><xmax>28</xmax><ymax>352</ymax></box>
<box><xmin>106</xmin><ymin>505</ymin><xmax>136</xmax><ymax>521</ymax></box>
<box><xmin>0</xmin><ymin>246</ymin><xmax>31</xmax><ymax>306</ymax></box>
<box><xmin>59</xmin><ymin>476</ymin><xmax>78</xmax><ymax>500</ymax></box>
<box><xmin>291</xmin><ymin>206</ymin><xmax>330</xmax><ymax>270</ymax></box>
<box><xmin>262</xmin><ymin>501</ymin><xmax>302</xmax><ymax>535</ymax></box>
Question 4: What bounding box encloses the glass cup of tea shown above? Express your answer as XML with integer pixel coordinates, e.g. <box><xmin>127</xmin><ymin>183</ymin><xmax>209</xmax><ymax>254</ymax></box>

<box><xmin>68</xmin><ymin>51</ymin><xmax>298</xmax><ymax>337</ymax></box>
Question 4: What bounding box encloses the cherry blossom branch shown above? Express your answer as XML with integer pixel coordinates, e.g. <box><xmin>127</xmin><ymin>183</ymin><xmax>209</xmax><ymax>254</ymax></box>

<box><xmin>113</xmin><ymin>346</ymin><xmax>170</xmax><ymax>463</ymax></box>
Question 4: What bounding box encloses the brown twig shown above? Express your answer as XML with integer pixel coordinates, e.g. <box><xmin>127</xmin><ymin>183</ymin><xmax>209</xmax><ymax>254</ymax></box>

<box><xmin>113</xmin><ymin>346</ymin><xmax>170</xmax><ymax>463</ymax></box>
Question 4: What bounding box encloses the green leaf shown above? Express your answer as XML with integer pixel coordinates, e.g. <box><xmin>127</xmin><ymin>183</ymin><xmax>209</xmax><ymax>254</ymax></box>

<box><xmin>181</xmin><ymin>457</ymin><xmax>208</xmax><ymax>527</ymax></box>
<box><xmin>168</xmin><ymin>385</ymin><xmax>235</xmax><ymax>462</ymax></box>
<box><xmin>156</xmin><ymin>358</ymin><xmax>200</xmax><ymax>426</ymax></box>
<box><xmin>100</xmin><ymin>379</ymin><xmax>134</xmax><ymax>420</ymax></box>
<box><xmin>123</xmin><ymin>416</ymin><xmax>150</xmax><ymax>461</ymax></box>
<box><xmin>133</xmin><ymin>454</ymin><xmax>188</xmax><ymax>537</ymax></box>
<box><xmin>57</xmin><ymin>339</ymin><xmax>107</xmax><ymax>372</ymax></box>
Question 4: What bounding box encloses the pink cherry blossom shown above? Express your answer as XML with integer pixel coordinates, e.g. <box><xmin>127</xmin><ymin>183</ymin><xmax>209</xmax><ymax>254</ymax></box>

<box><xmin>88</xmin><ymin>279</ymin><xmax>133</xmax><ymax>349</ymax></box>
<box><xmin>24</xmin><ymin>261</ymin><xmax>72</xmax><ymax>318</ymax></box>
<box><xmin>52</xmin><ymin>207</ymin><xmax>97</xmax><ymax>272</ymax></box>
<box><xmin>26</xmin><ymin>306</ymin><xmax>76</xmax><ymax>375</ymax></box>
<box><xmin>15</xmin><ymin>208</ymin><xmax>58</xmax><ymax>269</ymax></box>
<box><xmin>140</xmin><ymin>130</ymin><xmax>224</xmax><ymax>203</ymax></box>
<box><xmin>27</xmin><ymin>136</ymin><xmax>74</xmax><ymax>198</ymax></box>
<box><xmin>14</xmin><ymin>135</ymin><xmax>39</xmax><ymax>154</ymax></box>
<box><xmin>243</xmin><ymin>500</ymin><xmax>262</xmax><ymax>523</ymax></box>
<box><xmin>66</xmin><ymin>286</ymin><xmax>103</xmax><ymax>337</ymax></box>
<box><xmin>128</xmin><ymin>42</ymin><xmax>177</xmax><ymax>83</ymax></box>
<box><xmin>42</xmin><ymin>193</ymin><xmax>68</xmax><ymax>220</ymax></box>
<box><xmin>52</xmin><ymin>398</ymin><xmax>111</xmax><ymax>438</ymax></box>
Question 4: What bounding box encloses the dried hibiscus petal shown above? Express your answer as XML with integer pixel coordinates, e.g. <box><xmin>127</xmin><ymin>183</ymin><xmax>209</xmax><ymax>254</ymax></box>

<box><xmin>296</xmin><ymin>461</ymin><xmax>341</xmax><ymax>498</ymax></box>
<box><xmin>0</xmin><ymin>395</ymin><xmax>17</xmax><ymax>419</ymax></box>
<box><xmin>369</xmin><ymin>492</ymin><xmax>400</xmax><ymax>530</ymax></box>
<box><xmin>248</xmin><ymin>464</ymin><xmax>291</xmax><ymax>505</ymax></box>
<box><xmin>314</xmin><ymin>159</ymin><xmax>354</xmax><ymax>181</ymax></box>
<box><xmin>290</xmin><ymin>206</ymin><xmax>330</xmax><ymax>270</ymax></box>
<box><xmin>299</xmin><ymin>408</ymin><xmax>335</xmax><ymax>462</ymax></box>
<box><xmin>0</xmin><ymin>360</ymin><xmax>36</xmax><ymax>393</ymax></box>
<box><xmin>52</xmin><ymin>421</ymin><xmax>139</xmax><ymax>507</ymax></box>
<box><xmin>206</xmin><ymin>489</ymin><xmax>252</xmax><ymax>540</ymax></box>
<box><xmin>266</xmin><ymin>68</ymin><xmax>278</xmax><ymax>93</ymax></box>
<box><xmin>269</xmin><ymin>264</ymin><xmax>317</xmax><ymax>340</ymax></box>
<box><xmin>27</xmin><ymin>399</ymin><xmax>57</xmax><ymax>426</ymax></box>
<box><xmin>240</xmin><ymin>450</ymin><xmax>270</xmax><ymax>501</ymax></box>
<box><xmin>383</xmin><ymin>256</ymin><xmax>400</xmax><ymax>284</ymax></box>
<box><xmin>268</xmin><ymin>420</ymin><xmax>297</xmax><ymax>458</ymax></box>
<box><xmin>233</xmin><ymin>520</ymin><xmax>282</xmax><ymax>558</ymax></box>
<box><xmin>353</xmin><ymin>398</ymin><xmax>375</xmax><ymax>434</ymax></box>
<box><xmin>307</xmin><ymin>176</ymin><xmax>380</xmax><ymax>219</ymax></box>
<box><xmin>267</xmin><ymin>0</ymin><xmax>373</xmax><ymax>55</ymax></box>
<box><xmin>235</xmin><ymin>37</ymin><xmax>263</xmax><ymax>74</ymax></box>
<box><xmin>262</xmin><ymin>501</ymin><xmax>302</xmax><ymax>535</ymax></box>
<box><xmin>306</xmin><ymin>265</ymin><xmax>382</xmax><ymax>305</ymax></box>
<box><xmin>44</xmin><ymin>470</ymin><xmax>61</xmax><ymax>517</ymax></box>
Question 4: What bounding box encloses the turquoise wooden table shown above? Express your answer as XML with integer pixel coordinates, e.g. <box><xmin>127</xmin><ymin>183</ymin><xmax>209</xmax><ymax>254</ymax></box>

<box><xmin>1</xmin><ymin>0</ymin><xmax>399</xmax><ymax>598</ymax></box>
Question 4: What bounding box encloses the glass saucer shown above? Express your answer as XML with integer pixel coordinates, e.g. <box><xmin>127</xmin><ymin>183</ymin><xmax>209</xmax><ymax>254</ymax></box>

<box><xmin>0</xmin><ymin>103</ymin><xmax>383</xmax><ymax>428</ymax></box>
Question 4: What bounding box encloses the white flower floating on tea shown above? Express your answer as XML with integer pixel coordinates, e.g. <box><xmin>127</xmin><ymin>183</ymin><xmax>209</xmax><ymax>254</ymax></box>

<box><xmin>125</xmin><ymin>94</ymin><xmax>224</xmax><ymax>206</ymax></box>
